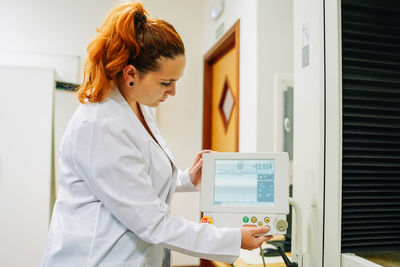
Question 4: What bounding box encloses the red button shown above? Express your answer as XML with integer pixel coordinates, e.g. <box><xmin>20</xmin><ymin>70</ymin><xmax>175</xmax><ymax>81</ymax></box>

<box><xmin>200</xmin><ymin>216</ymin><xmax>213</xmax><ymax>224</ymax></box>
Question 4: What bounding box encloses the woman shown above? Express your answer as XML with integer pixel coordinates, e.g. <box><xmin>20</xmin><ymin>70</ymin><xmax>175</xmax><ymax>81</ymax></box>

<box><xmin>41</xmin><ymin>2</ymin><xmax>271</xmax><ymax>266</ymax></box>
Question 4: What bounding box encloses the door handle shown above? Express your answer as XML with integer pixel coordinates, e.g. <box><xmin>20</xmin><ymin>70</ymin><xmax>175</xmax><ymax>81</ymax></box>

<box><xmin>284</xmin><ymin>117</ymin><xmax>291</xmax><ymax>133</ymax></box>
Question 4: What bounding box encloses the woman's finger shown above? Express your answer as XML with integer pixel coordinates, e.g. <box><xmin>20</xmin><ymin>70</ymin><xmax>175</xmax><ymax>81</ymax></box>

<box><xmin>191</xmin><ymin>150</ymin><xmax>212</xmax><ymax>168</ymax></box>
<box><xmin>192</xmin><ymin>152</ymin><xmax>203</xmax><ymax>165</ymax></box>
<box><xmin>196</xmin><ymin>150</ymin><xmax>212</xmax><ymax>160</ymax></box>
<box><xmin>192</xmin><ymin>158</ymin><xmax>203</xmax><ymax>173</ymax></box>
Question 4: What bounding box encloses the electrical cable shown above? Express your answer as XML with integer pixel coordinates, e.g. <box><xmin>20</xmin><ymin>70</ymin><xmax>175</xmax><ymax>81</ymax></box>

<box><xmin>278</xmin><ymin>247</ymin><xmax>298</xmax><ymax>267</ymax></box>
<box><xmin>260</xmin><ymin>246</ymin><xmax>266</xmax><ymax>267</ymax></box>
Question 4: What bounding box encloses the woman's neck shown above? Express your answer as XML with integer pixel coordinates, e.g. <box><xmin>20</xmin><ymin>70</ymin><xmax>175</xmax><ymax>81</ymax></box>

<box><xmin>118</xmin><ymin>86</ymin><xmax>159</xmax><ymax>145</ymax></box>
<box><xmin>129</xmin><ymin>101</ymin><xmax>140</xmax><ymax>118</ymax></box>
<box><xmin>117</xmin><ymin>84</ymin><xmax>140</xmax><ymax>118</ymax></box>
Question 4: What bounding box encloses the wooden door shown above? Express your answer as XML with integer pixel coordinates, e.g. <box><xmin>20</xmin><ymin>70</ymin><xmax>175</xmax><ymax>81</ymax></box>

<box><xmin>201</xmin><ymin>21</ymin><xmax>240</xmax><ymax>267</ymax></box>
<box><xmin>203</xmin><ymin>21</ymin><xmax>240</xmax><ymax>152</ymax></box>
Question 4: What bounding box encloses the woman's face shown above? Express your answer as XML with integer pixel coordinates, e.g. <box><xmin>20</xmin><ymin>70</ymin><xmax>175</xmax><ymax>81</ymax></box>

<box><xmin>124</xmin><ymin>55</ymin><xmax>186</xmax><ymax>108</ymax></box>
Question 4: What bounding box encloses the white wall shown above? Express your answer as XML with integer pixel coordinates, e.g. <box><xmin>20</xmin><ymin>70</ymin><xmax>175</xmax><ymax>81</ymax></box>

<box><xmin>293</xmin><ymin>0</ymin><xmax>325</xmax><ymax>266</ymax></box>
<box><xmin>0</xmin><ymin>0</ymin><xmax>119</xmax><ymax>64</ymax></box>
<box><xmin>256</xmin><ymin>0</ymin><xmax>293</xmax><ymax>152</ymax></box>
<box><xmin>203</xmin><ymin>0</ymin><xmax>259</xmax><ymax>152</ymax></box>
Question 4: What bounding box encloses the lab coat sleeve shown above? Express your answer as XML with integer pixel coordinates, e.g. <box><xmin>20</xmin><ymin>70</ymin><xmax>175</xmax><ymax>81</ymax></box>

<box><xmin>175</xmin><ymin>168</ymin><xmax>199</xmax><ymax>192</ymax></box>
<box><xmin>72</xmin><ymin>119</ymin><xmax>241</xmax><ymax>263</ymax></box>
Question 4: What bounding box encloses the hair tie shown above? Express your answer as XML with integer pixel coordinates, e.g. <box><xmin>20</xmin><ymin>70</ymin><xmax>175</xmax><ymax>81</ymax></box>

<box><xmin>134</xmin><ymin>13</ymin><xmax>147</xmax><ymax>25</ymax></box>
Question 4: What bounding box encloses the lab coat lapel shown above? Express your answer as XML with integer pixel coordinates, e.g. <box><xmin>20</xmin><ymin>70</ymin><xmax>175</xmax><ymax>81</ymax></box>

<box><xmin>139</xmin><ymin>104</ymin><xmax>176</xmax><ymax>168</ymax></box>
<box><xmin>139</xmin><ymin>104</ymin><xmax>178</xmax><ymax>205</ymax></box>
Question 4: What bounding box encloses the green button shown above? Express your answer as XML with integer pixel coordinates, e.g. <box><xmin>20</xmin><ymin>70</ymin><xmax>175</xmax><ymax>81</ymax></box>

<box><xmin>243</xmin><ymin>216</ymin><xmax>249</xmax><ymax>223</ymax></box>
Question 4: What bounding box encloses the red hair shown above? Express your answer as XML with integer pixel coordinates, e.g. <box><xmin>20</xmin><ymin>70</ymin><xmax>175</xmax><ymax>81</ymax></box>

<box><xmin>77</xmin><ymin>2</ymin><xmax>185</xmax><ymax>103</ymax></box>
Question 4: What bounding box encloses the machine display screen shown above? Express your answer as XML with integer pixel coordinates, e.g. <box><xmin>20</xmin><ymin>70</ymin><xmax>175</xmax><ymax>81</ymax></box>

<box><xmin>214</xmin><ymin>159</ymin><xmax>275</xmax><ymax>206</ymax></box>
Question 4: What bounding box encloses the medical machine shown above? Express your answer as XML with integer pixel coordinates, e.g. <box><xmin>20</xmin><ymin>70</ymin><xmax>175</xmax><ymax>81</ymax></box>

<box><xmin>200</xmin><ymin>152</ymin><xmax>289</xmax><ymax>235</ymax></box>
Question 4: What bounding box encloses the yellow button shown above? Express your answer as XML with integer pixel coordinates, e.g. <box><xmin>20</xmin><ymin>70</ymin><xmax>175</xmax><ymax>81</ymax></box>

<box><xmin>258</xmin><ymin>221</ymin><xmax>263</xmax><ymax>227</ymax></box>
<box><xmin>264</xmin><ymin>217</ymin><xmax>270</xmax><ymax>223</ymax></box>
<box><xmin>251</xmin><ymin>216</ymin><xmax>257</xmax><ymax>223</ymax></box>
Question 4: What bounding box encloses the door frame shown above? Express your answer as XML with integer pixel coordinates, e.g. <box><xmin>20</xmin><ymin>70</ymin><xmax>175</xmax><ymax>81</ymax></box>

<box><xmin>202</xmin><ymin>20</ymin><xmax>240</xmax><ymax>151</ymax></box>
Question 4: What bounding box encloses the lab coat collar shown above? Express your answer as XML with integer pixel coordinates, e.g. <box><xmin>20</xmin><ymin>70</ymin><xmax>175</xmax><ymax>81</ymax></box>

<box><xmin>108</xmin><ymin>87</ymin><xmax>177</xmax><ymax>167</ymax></box>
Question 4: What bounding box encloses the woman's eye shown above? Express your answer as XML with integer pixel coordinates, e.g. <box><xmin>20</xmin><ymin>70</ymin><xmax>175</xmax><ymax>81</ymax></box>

<box><xmin>161</xmin><ymin>82</ymin><xmax>171</xmax><ymax>87</ymax></box>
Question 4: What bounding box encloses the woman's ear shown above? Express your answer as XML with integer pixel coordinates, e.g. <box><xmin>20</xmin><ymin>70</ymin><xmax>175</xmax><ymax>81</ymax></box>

<box><xmin>123</xmin><ymin>65</ymin><xmax>138</xmax><ymax>83</ymax></box>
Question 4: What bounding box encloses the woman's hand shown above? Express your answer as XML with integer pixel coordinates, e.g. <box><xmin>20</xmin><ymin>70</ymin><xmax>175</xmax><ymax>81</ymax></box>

<box><xmin>240</xmin><ymin>226</ymin><xmax>273</xmax><ymax>250</ymax></box>
<box><xmin>188</xmin><ymin>150</ymin><xmax>213</xmax><ymax>186</ymax></box>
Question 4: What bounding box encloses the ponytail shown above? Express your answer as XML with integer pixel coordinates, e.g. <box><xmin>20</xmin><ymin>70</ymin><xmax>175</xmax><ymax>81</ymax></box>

<box><xmin>77</xmin><ymin>2</ymin><xmax>185</xmax><ymax>103</ymax></box>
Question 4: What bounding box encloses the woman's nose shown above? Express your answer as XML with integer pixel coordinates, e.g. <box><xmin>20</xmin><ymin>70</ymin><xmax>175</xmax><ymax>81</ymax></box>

<box><xmin>167</xmin><ymin>87</ymin><xmax>176</xmax><ymax>96</ymax></box>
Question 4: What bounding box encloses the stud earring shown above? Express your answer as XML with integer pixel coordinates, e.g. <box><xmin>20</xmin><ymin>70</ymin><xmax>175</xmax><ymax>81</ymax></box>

<box><xmin>129</xmin><ymin>81</ymin><xmax>134</xmax><ymax>87</ymax></box>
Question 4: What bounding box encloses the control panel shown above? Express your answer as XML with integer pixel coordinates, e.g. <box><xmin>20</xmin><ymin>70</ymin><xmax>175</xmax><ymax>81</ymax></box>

<box><xmin>201</xmin><ymin>212</ymin><xmax>288</xmax><ymax>235</ymax></box>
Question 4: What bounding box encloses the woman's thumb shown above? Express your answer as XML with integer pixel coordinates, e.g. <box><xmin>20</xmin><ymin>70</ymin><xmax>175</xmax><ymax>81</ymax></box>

<box><xmin>251</xmin><ymin>226</ymin><xmax>270</xmax><ymax>236</ymax></box>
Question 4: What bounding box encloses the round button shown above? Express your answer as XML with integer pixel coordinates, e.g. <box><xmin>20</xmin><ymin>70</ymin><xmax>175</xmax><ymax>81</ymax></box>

<box><xmin>276</xmin><ymin>219</ymin><xmax>288</xmax><ymax>232</ymax></box>
<box><xmin>258</xmin><ymin>221</ymin><xmax>263</xmax><ymax>227</ymax></box>
<box><xmin>243</xmin><ymin>216</ymin><xmax>249</xmax><ymax>223</ymax></box>
<box><xmin>200</xmin><ymin>216</ymin><xmax>213</xmax><ymax>224</ymax></box>
<box><xmin>264</xmin><ymin>217</ymin><xmax>270</xmax><ymax>224</ymax></box>
<box><xmin>251</xmin><ymin>216</ymin><xmax>257</xmax><ymax>223</ymax></box>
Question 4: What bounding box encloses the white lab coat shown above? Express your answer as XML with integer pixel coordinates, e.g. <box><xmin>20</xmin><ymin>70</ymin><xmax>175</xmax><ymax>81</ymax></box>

<box><xmin>40</xmin><ymin>88</ymin><xmax>241</xmax><ymax>267</ymax></box>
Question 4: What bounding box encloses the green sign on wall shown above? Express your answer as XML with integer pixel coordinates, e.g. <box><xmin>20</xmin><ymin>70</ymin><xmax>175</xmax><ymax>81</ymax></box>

<box><xmin>216</xmin><ymin>22</ymin><xmax>224</xmax><ymax>40</ymax></box>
